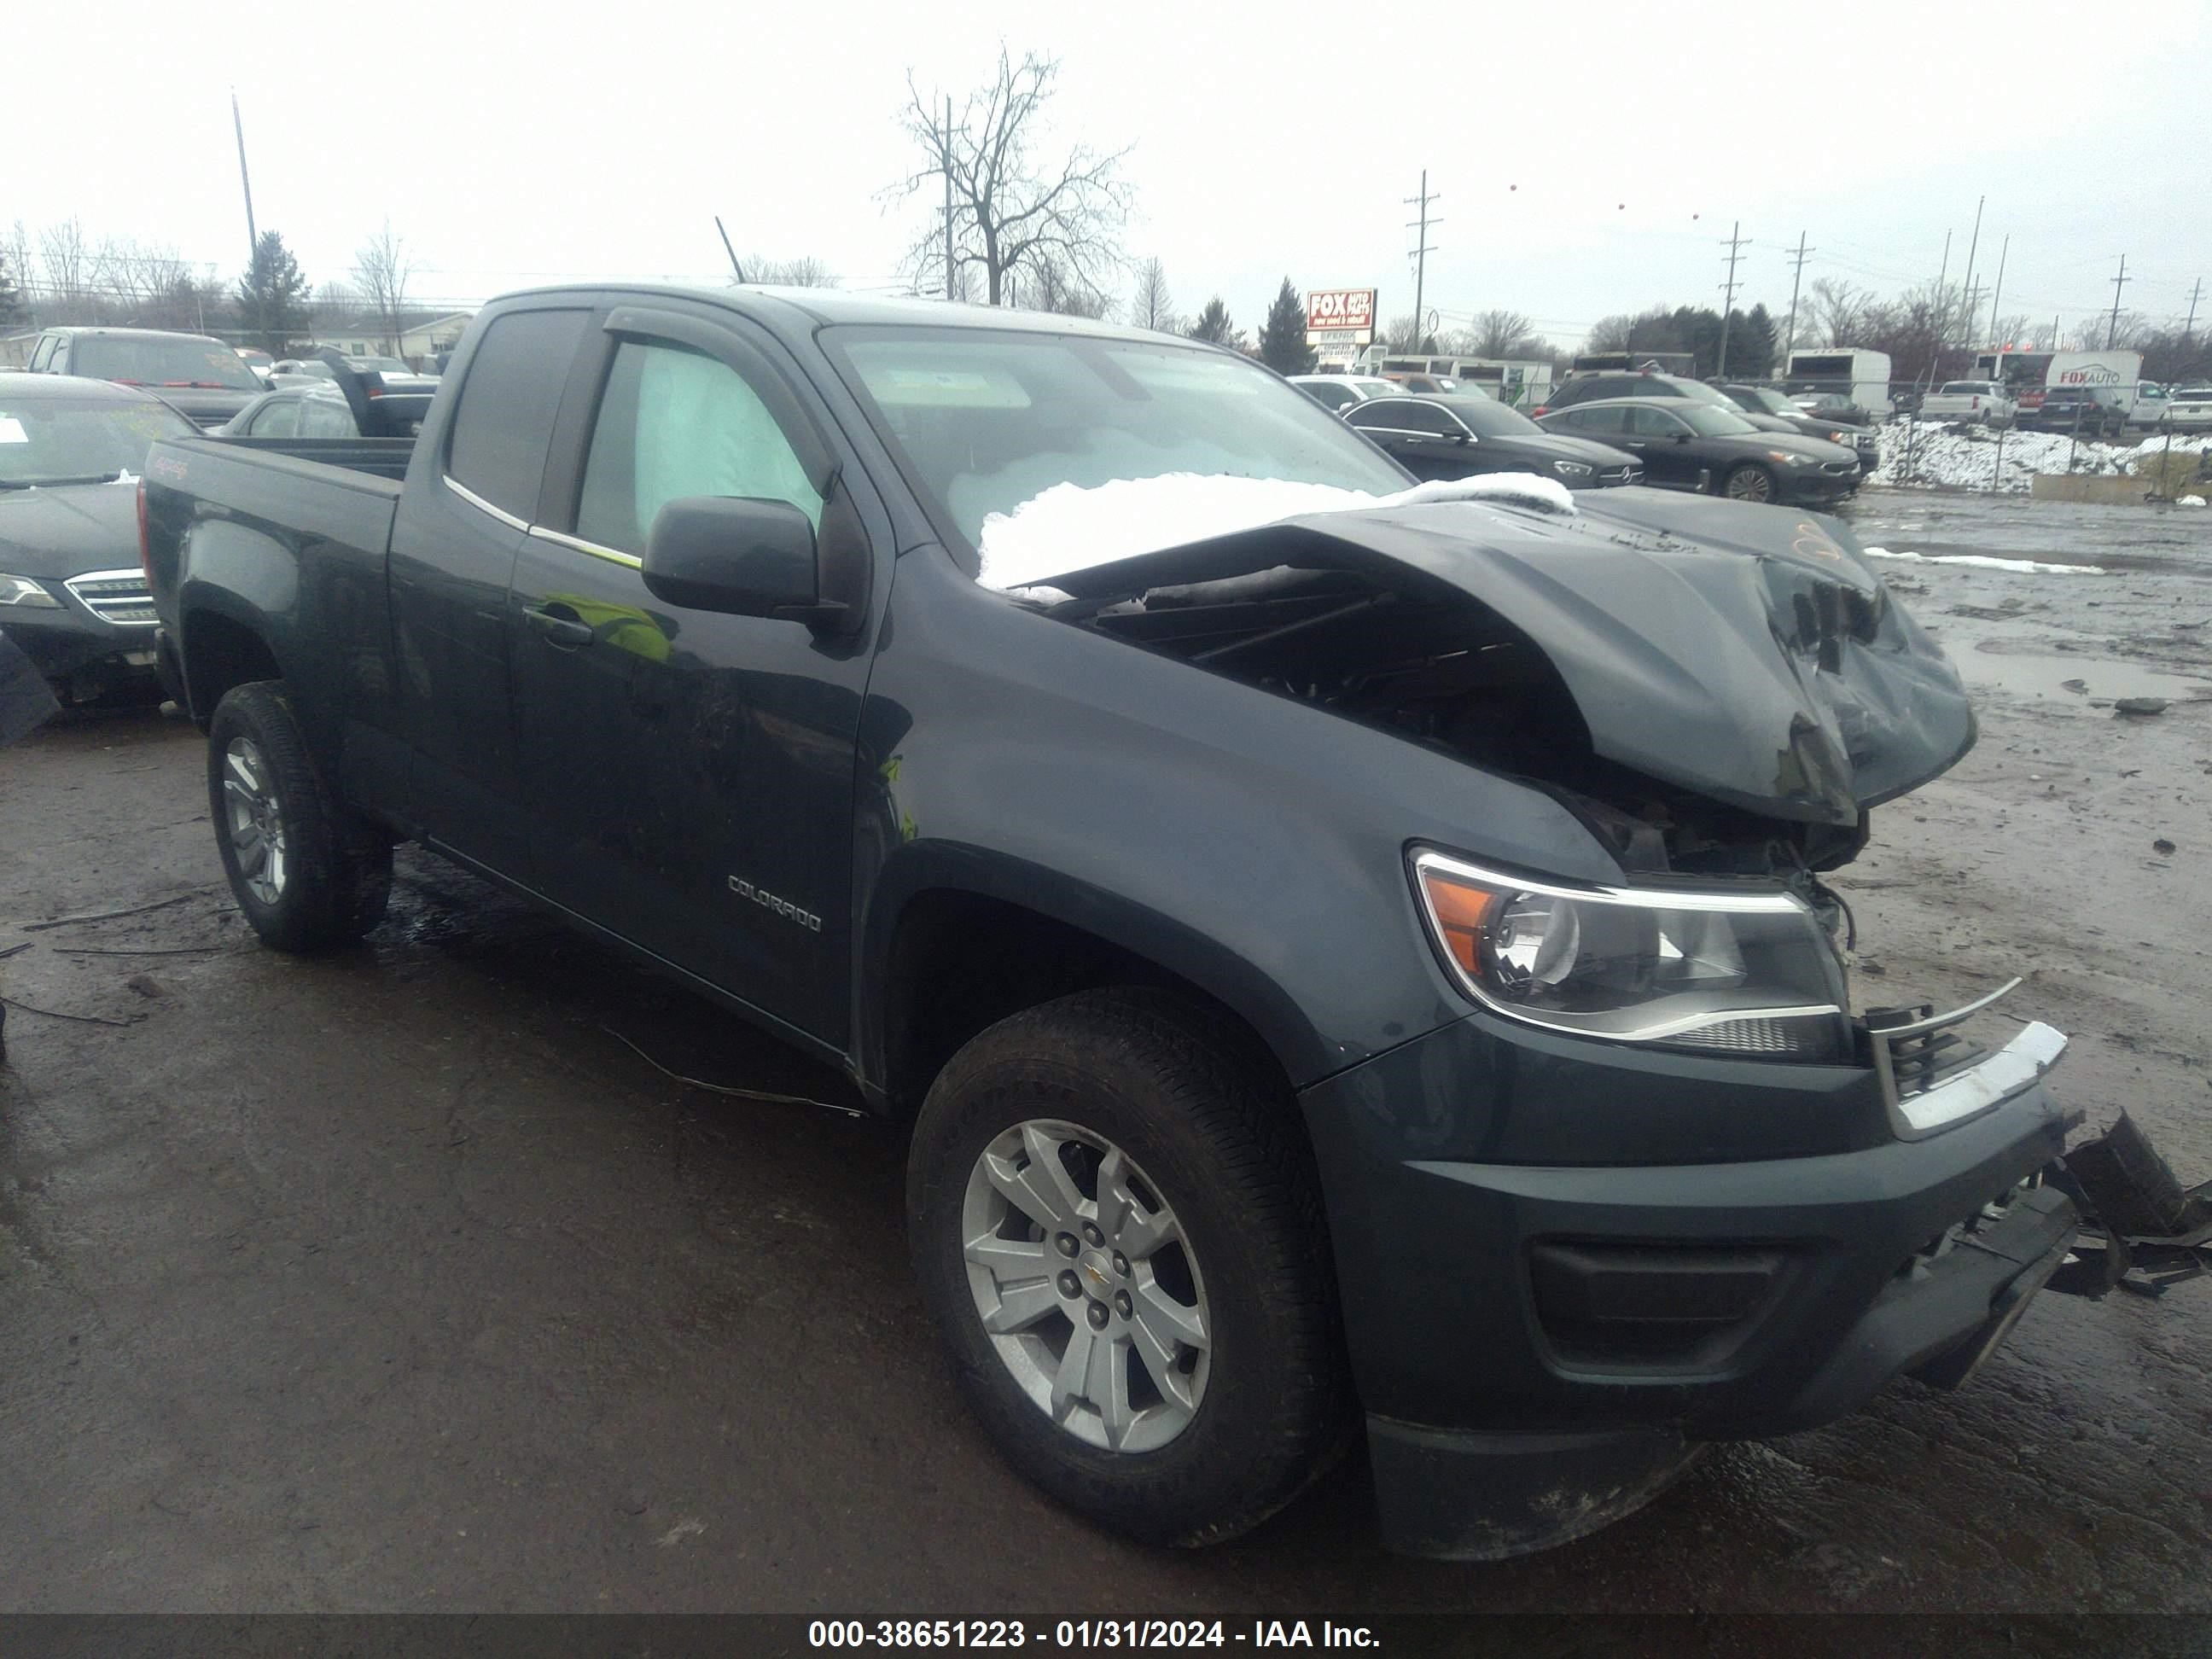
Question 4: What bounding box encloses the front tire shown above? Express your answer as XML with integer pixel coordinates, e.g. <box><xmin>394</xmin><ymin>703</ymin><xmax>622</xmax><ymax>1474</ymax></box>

<box><xmin>907</xmin><ymin>988</ymin><xmax>1350</xmax><ymax>1547</ymax></box>
<box><xmin>207</xmin><ymin>681</ymin><xmax>393</xmax><ymax>952</ymax></box>
<box><xmin>1721</xmin><ymin>463</ymin><xmax>1778</xmax><ymax>503</ymax></box>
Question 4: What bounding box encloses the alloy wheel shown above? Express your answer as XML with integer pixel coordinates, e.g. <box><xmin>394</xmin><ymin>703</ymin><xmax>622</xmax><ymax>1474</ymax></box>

<box><xmin>221</xmin><ymin>736</ymin><xmax>288</xmax><ymax>905</ymax></box>
<box><xmin>960</xmin><ymin>1119</ymin><xmax>1211</xmax><ymax>1453</ymax></box>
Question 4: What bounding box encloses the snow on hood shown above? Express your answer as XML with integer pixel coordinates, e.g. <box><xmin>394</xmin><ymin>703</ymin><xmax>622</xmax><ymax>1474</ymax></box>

<box><xmin>976</xmin><ymin>471</ymin><xmax>1575</xmax><ymax>591</ymax></box>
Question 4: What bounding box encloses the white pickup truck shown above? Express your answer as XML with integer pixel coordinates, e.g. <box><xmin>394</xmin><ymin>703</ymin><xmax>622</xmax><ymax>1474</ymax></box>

<box><xmin>1918</xmin><ymin>381</ymin><xmax>2017</xmax><ymax>427</ymax></box>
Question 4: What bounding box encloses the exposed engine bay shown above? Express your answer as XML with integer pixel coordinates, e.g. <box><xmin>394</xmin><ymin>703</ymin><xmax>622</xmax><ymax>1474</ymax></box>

<box><xmin>1007</xmin><ymin>486</ymin><xmax>1975</xmax><ymax>899</ymax></box>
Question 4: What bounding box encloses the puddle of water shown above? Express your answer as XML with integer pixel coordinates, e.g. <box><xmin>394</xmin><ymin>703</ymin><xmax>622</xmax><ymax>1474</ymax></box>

<box><xmin>1955</xmin><ymin>647</ymin><xmax>2212</xmax><ymax>702</ymax></box>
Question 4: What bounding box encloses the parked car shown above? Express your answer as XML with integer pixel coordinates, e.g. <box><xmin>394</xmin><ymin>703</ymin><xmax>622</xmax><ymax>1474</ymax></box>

<box><xmin>2027</xmin><ymin>386</ymin><xmax>2129</xmax><ymax>439</ymax></box>
<box><xmin>1888</xmin><ymin>383</ymin><xmax>1924</xmax><ymax>419</ymax></box>
<box><xmin>1288</xmin><ymin>374</ymin><xmax>1403</xmax><ymax>412</ymax></box>
<box><xmin>1720</xmin><ymin>385</ymin><xmax>1880</xmax><ymax>475</ymax></box>
<box><xmin>2161</xmin><ymin>387</ymin><xmax>2212</xmax><ymax>432</ymax></box>
<box><xmin>0</xmin><ymin>373</ymin><xmax>197</xmax><ymax>703</ymax></box>
<box><xmin>143</xmin><ymin>284</ymin><xmax>2093</xmax><ymax>1561</ymax></box>
<box><xmin>1538</xmin><ymin>398</ymin><xmax>1861</xmax><ymax>504</ymax></box>
<box><xmin>1534</xmin><ymin>371</ymin><xmax>1798</xmax><ymax>437</ymax></box>
<box><xmin>1380</xmin><ymin>370</ymin><xmax>1470</xmax><ymax>395</ymax></box>
<box><xmin>1342</xmin><ymin>393</ymin><xmax>1642</xmax><ymax>487</ymax></box>
<box><xmin>24</xmin><ymin>326</ymin><xmax>266</xmax><ymax>429</ymax></box>
<box><xmin>234</xmin><ymin>347</ymin><xmax>276</xmax><ymax>381</ymax></box>
<box><xmin>1786</xmin><ymin>391</ymin><xmax>1872</xmax><ymax>426</ymax></box>
<box><xmin>218</xmin><ymin>380</ymin><xmax>434</xmax><ymax>440</ymax></box>
<box><xmin>2127</xmin><ymin>382</ymin><xmax>2172</xmax><ymax>429</ymax></box>
<box><xmin>1917</xmin><ymin>381</ymin><xmax>2017</xmax><ymax>427</ymax></box>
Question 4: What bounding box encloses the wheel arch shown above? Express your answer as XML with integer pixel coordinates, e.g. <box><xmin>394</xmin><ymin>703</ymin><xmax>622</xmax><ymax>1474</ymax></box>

<box><xmin>177</xmin><ymin>584</ymin><xmax>288</xmax><ymax>728</ymax></box>
<box><xmin>859</xmin><ymin>857</ymin><xmax>1319</xmax><ymax>1121</ymax></box>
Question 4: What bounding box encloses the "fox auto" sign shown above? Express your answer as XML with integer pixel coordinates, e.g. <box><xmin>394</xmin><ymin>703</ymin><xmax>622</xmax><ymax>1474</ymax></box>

<box><xmin>1306</xmin><ymin>288</ymin><xmax>1377</xmax><ymax>345</ymax></box>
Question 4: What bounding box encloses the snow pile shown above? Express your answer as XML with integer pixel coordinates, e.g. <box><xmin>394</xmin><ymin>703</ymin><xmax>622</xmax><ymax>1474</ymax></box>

<box><xmin>1861</xmin><ymin>545</ymin><xmax>2105</xmax><ymax>576</ymax></box>
<box><xmin>976</xmin><ymin>472</ymin><xmax>1575</xmax><ymax>591</ymax></box>
<box><xmin>1870</xmin><ymin>420</ymin><xmax>2212</xmax><ymax>493</ymax></box>
<box><xmin>2181</xmin><ymin>495</ymin><xmax>2207</xmax><ymax>508</ymax></box>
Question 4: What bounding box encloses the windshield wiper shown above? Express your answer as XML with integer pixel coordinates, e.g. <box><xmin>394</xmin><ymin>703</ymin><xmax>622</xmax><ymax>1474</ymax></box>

<box><xmin>0</xmin><ymin>472</ymin><xmax>124</xmax><ymax>490</ymax></box>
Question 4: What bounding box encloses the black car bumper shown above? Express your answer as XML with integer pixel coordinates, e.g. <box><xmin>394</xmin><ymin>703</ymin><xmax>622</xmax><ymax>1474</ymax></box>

<box><xmin>1298</xmin><ymin>1010</ymin><xmax>2076</xmax><ymax>1557</ymax></box>
<box><xmin>0</xmin><ymin>585</ymin><xmax>163</xmax><ymax>702</ymax></box>
<box><xmin>1783</xmin><ymin>468</ymin><xmax>1861</xmax><ymax>504</ymax></box>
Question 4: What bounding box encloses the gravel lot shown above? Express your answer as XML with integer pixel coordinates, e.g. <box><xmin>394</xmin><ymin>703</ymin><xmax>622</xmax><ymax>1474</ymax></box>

<box><xmin>1</xmin><ymin>487</ymin><xmax>2208</xmax><ymax>1622</ymax></box>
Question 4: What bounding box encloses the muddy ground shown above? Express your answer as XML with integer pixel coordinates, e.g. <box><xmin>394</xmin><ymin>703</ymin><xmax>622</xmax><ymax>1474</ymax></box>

<box><xmin>0</xmin><ymin>489</ymin><xmax>2207</xmax><ymax>1621</ymax></box>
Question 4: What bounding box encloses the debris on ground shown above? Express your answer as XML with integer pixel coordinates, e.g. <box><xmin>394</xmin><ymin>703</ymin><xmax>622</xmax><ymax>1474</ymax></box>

<box><xmin>2153</xmin><ymin>838</ymin><xmax>2177</xmax><ymax>854</ymax></box>
<box><xmin>2114</xmin><ymin>698</ymin><xmax>2170</xmax><ymax>717</ymax></box>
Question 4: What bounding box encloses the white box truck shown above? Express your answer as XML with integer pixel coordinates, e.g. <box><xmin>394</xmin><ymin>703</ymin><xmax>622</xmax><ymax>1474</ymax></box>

<box><xmin>1784</xmin><ymin>350</ymin><xmax>1894</xmax><ymax>419</ymax></box>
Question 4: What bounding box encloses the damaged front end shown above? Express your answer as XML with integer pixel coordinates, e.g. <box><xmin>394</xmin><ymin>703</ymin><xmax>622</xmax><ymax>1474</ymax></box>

<box><xmin>1019</xmin><ymin>487</ymin><xmax>1973</xmax><ymax>888</ymax></box>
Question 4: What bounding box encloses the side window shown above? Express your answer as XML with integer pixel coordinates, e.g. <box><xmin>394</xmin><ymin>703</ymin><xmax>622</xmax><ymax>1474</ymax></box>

<box><xmin>29</xmin><ymin>336</ymin><xmax>54</xmax><ymax>372</ymax></box>
<box><xmin>48</xmin><ymin>340</ymin><xmax>69</xmax><ymax>374</ymax></box>
<box><xmin>573</xmin><ymin>339</ymin><xmax>824</xmax><ymax>558</ymax></box>
<box><xmin>251</xmin><ymin>399</ymin><xmax>301</xmax><ymax>438</ymax></box>
<box><xmin>1574</xmin><ymin>406</ymin><xmax>1627</xmax><ymax>435</ymax></box>
<box><xmin>1627</xmin><ymin>405</ymin><xmax>1684</xmax><ymax>437</ymax></box>
<box><xmin>445</xmin><ymin>307</ymin><xmax>591</xmax><ymax>520</ymax></box>
<box><xmin>300</xmin><ymin>398</ymin><xmax>358</xmax><ymax>438</ymax></box>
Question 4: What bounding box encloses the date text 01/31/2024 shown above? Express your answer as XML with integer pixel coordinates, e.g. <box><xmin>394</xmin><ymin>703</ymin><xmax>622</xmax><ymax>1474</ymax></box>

<box><xmin>807</xmin><ymin>1621</ymin><xmax>1380</xmax><ymax>1650</ymax></box>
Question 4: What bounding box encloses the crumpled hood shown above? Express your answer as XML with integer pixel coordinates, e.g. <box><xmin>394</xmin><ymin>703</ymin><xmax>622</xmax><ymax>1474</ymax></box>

<box><xmin>0</xmin><ymin>483</ymin><xmax>141</xmax><ymax>579</ymax></box>
<box><xmin>1036</xmin><ymin>486</ymin><xmax>1975</xmax><ymax>826</ymax></box>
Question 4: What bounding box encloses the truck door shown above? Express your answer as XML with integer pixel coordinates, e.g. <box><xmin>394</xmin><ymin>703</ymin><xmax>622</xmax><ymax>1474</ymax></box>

<box><xmin>389</xmin><ymin>304</ymin><xmax>591</xmax><ymax>872</ymax></box>
<box><xmin>505</xmin><ymin>306</ymin><xmax>876</xmax><ymax>1046</ymax></box>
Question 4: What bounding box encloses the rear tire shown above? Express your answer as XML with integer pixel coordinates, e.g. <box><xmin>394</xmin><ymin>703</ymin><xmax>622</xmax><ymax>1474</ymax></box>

<box><xmin>907</xmin><ymin>988</ymin><xmax>1351</xmax><ymax>1547</ymax></box>
<box><xmin>207</xmin><ymin>681</ymin><xmax>392</xmax><ymax>952</ymax></box>
<box><xmin>1721</xmin><ymin>463</ymin><xmax>1777</xmax><ymax>504</ymax></box>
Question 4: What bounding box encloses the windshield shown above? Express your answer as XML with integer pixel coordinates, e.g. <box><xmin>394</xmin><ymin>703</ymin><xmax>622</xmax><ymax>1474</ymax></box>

<box><xmin>1675</xmin><ymin>405</ymin><xmax>1760</xmax><ymax>437</ymax></box>
<box><xmin>829</xmin><ymin>328</ymin><xmax>1412</xmax><ymax>549</ymax></box>
<box><xmin>1445</xmin><ymin>399</ymin><xmax>1543</xmax><ymax>438</ymax></box>
<box><xmin>1939</xmin><ymin>382</ymin><xmax>1992</xmax><ymax>395</ymax></box>
<box><xmin>71</xmin><ymin>336</ymin><xmax>262</xmax><ymax>391</ymax></box>
<box><xmin>0</xmin><ymin>394</ymin><xmax>196</xmax><ymax>487</ymax></box>
<box><xmin>1726</xmin><ymin>387</ymin><xmax>1790</xmax><ymax>414</ymax></box>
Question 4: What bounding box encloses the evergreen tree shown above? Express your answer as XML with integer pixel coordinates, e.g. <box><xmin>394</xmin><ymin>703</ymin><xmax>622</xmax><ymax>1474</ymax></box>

<box><xmin>0</xmin><ymin>251</ymin><xmax>20</xmax><ymax>328</ymax></box>
<box><xmin>236</xmin><ymin>231</ymin><xmax>310</xmax><ymax>355</ymax></box>
<box><xmin>1257</xmin><ymin>277</ymin><xmax>1315</xmax><ymax>375</ymax></box>
<box><xmin>1186</xmin><ymin>296</ymin><xmax>1242</xmax><ymax>348</ymax></box>
<box><xmin>1727</xmin><ymin>304</ymin><xmax>1778</xmax><ymax>379</ymax></box>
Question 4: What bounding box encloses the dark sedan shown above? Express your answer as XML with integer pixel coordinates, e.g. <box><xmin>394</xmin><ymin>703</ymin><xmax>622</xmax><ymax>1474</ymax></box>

<box><xmin>1537</xmin><ymin>398</ymin><xmax>1860</xmax><ymax>505</ymax></box>
<box><xmin>0</xmin><ymin>374</ymin><xmax>197</xmax><ymax>703</ymax></box>
<box><xmin>1343</xmin><ymin>393</ymin><xmax>1643</xmax><ymax>488</ymax></box>
<box><xmin>1721</xmin><ymin>384</ymin><xmax>1879</xmax><ymax>475</ymax></box>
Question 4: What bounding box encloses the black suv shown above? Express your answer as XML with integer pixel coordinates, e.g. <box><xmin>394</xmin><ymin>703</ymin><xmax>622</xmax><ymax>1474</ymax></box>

<box><xmin>25</xmin><ymin>327</ymin><xmax>265</xmax><ymax>429</ymax></box>
<box><xmin>2029</xmin><ymin>385</ymin><xmax>2129</xmax><ymax>439</ymax></box>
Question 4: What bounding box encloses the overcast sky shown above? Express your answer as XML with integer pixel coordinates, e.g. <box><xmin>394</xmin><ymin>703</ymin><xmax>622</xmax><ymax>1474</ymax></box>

<box><xmin>12</xmin><ymin>0</ymin><xmax>2209</xmax><ymax>348</ymax></box>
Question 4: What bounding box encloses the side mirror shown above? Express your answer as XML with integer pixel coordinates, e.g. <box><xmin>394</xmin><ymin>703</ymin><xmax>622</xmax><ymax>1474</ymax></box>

<box><xmin>642</xmin><ymin>496</ymin><xmax>841</xmax><ymax>627</ymax></box>
<box><xmin>1674</xmin><ymin>431</ymin><xmax>1694</xmax><ymax>443</ymax></box>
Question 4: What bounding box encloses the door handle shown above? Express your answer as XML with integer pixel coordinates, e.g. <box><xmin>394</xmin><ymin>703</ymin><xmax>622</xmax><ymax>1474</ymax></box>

<box><xmin>524</xmin><ymin>605</ymin><xmax>595</xmax><ymax>649</ymax></box>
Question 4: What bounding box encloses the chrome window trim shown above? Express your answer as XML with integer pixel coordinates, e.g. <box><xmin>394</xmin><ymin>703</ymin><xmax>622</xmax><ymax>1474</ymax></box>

<box><xmin>442</xmin><ymin>473</ymin><xmax>527</xmax><ymax>532</ymax></box>
<box><xmin>527</xmin><ymin>524</ymin><xmax>643</xmax><ymax>571</ymax></box>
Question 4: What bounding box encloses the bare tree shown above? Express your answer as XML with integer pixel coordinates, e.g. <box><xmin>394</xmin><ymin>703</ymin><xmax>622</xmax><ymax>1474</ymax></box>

<box><xmin>352</xmin><ymin>221</ymin><xmax>416</xmax><ymax>357</ymax></box>
<box><xmin>1019</xmin><ymin>253</ymin><xmax>1111</xmax><ymax>318</ymax></box>
<box><xmin>885</xmin><ymin>48</ymin><xmax>1133</xmax><ymax>306</ymax></box>
<box><xmin>38</xmin><ymin>218</ymin><xmax>90</xmax><ymax>302</ymax></box>
<box><xmin>1807</xmin><ymin>278</ymin><xmax>1871</xmax><ymax>346</ymax></box>
<box><xmin>1585</xmin><ymin>312</ymin><xmax>1636</xmax><ymax>352</ymax></box>
<box><xmin>5</xmin><ymin>220</ymin><xmax>38</xmax><ymax>304</ymax></box>
<box><xmin>1130</xmin><ymin>257</ymin><xmax>1176</xmax><ymax>332</ymax></box>
<box><xmin>1461</xmin><ymin>308</ymin><xmax>1542</xmax><ymax>358</ymax></box>
<box><xmin>741</xmin><ymin>255</ymin><xmax>839</xmax><ymax>288</ymax></box>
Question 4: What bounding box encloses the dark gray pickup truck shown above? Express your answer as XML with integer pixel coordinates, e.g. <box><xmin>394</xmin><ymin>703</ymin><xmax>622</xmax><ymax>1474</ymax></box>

<box><xmin>141</xmin><ymin>285</ymin><xmax>2092</xmax><ymax>1558</ymax></box>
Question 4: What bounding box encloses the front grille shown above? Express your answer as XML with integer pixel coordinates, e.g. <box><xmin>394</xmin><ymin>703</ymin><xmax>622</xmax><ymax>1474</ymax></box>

<box><xmin>1821</xmin><ymin>460</ymin><xmax>1856</xmax><ymax>475</ymax></box>
<box><xmin>1598</xmin><ymin>466</ymin><xmax>1636</xmax><ymax>486</ymax></box>
<box><xmin>64</xmin><ymin>568</ymin><xmax>158</xmax><ymax>626</ymax></box>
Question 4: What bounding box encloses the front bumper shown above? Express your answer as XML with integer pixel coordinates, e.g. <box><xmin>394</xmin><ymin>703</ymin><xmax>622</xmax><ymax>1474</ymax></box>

<box><xmin>1</xmin><ymin>604</ymin><xmax>160</xmax><ymax>701</ymax></box>
<box><xmin>1299</xmin><ymin>1010</ymin><xmax>2076</xmax><ymax>1556</ymax></box>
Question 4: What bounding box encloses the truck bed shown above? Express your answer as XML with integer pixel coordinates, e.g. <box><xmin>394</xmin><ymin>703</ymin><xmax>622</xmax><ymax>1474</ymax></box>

<box><xmin>204</xmin><ymin>434</ymin><xmax>415</xmax><ymax>481</ymax></box>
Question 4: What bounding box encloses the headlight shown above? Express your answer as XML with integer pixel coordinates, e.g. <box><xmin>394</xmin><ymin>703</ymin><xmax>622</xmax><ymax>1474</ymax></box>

<box><xmin>1551</xmin><ymin>460</ymin><xmax>1593</xmax><ymax>480</ymax></box>
<box><xmin>0</xmin><ymin>573</ymin><xmax>61</xmax><ymax>608</ymax></box>
<box><xmin>1412</xmin><ymin>849</ymin><xmax>1849</xmax><ymax>1058</ymax></box>
<box><xmin>1825</xmin><ymin>429</ymin><xmax>1854</xmax><ymax>445</ymax></box>
<box><xmin>1767</xmin><ymin>450</ymin><xmax>1808</xmax><ymax>465</ymax></box>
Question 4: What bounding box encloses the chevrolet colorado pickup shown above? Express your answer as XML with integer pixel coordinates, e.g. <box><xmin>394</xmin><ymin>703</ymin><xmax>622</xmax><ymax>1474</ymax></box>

<box><xmin>142</xmin><ymin>285</ymin><xmax>2087</xmax><ymax>1558</ymax></box>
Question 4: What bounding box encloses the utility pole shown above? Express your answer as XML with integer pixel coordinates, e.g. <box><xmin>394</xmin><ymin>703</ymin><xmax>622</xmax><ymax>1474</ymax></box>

<box><xmin>1956</xmin><ymin>195</ymin><xmax>1984</xmax><ymax>348</ymax></box>
<box><xmin>1404</xmin><ymin>170</ymin><xmax>1440</xmax><ymax>352</ymax></box>
<box><xmin>943</xmin><ymin>96</ymin><xmax>955</xmax><ymax>304</ymax></box>
<box><xmin>1782</xmin><ymin>230</ymin><xmax>1814</xmax><ymax>363</ymax></box>
<box><xmin>2106</xmin><ymin>255</ymin><xmax>2130</xmax><ymax>350</ymax></box>
<box><xmin>230</xmin><ymin>89</ymin><xmax>258</xmax><ymax>268</ymax></box>
<box><xmin>2185</xmin><ymin>277</ymin><xmax>2203</xmax><ymax>343</ymax></box>
<box><xmin>1715</xmin><ymin>220</ymin><xmax>1749</xmax><ymax>378</ymax></box>
<box><xmin>1984</xmin><ymin>235</ymin><xmax>2009</xmax><ymax>351</ymax></box>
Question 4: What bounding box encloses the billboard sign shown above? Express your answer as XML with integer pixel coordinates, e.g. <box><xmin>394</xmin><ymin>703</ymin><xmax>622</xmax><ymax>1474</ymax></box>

<box><xmin>1306</xmin><ymin>288</ymin><xmax>1377</xmax><ymax>346</ymax></box>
